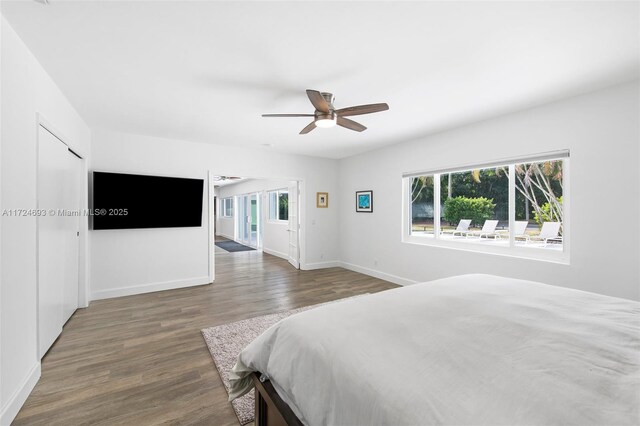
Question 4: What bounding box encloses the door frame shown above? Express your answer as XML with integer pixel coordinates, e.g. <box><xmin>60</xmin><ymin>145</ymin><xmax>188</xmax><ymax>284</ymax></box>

<box><xmin>207</xmin><ymin>174</ymin><xmax>304</xmax><ymax>280</ymax></box>
<box><xmin>208</xmin><ymin>172</ymin><xmax>215</xmax><ymax>283</ymax></box>
<box><xmin>287</xmin><ymin>181</ymin><xmax>300</xmax><ymax>269</ymax></box>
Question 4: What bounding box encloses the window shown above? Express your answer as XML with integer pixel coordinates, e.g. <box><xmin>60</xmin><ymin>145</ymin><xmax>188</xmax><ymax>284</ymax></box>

<box><xmin>405</xmin><ymin>152</ymin><xmax>567</xmax><ymax>259</ymax></box>
<box><xmin>410</xmin><ymin>176</ymin><xmax>435</xmax><ymax>235</ymax></box>
<box><xmin>221</xmin><ymin>197</ymin><xmax>233</xmax><ymax>217</ymax></box>
<box><xmin>268</xmin><ymin>190</ymin><xmax>288</xmax><ymax>221</ymax></box>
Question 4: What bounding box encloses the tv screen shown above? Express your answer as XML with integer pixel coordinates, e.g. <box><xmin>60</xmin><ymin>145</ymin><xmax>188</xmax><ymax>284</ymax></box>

<box><xmin>92</xmin><ymin>172</ymin><xmax>204</xmax><ymax>230</ymax></box>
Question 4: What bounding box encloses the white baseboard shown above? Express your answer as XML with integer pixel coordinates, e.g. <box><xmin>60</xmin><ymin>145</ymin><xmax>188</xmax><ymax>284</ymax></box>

<box><xmin>0</xmin><ymin>362</ymin><xmax>41</xmax><ymax>426</ymax></box>
<box><xmin>262</xmin><ymin>247</ymin><xmax>288</xmax><ymax>260</ymax></box>
<box><xmin>216</xmin><ymin>232</ymin><xmax>234</xmax><ymax>240</ymax></box>
<box><xmin>90</xmin><ymin>276</ymin><xmax>211</xmax><ymax>301</ymax></box>
<box><xmin>338</xmin><ymin>262</ymin><xmax>417</xmax><ymax>286</ymax></box>
<box><xmin>301</xmin><ymin>260</ymin><xmax>341</xmax><ymax>270</ymax></box>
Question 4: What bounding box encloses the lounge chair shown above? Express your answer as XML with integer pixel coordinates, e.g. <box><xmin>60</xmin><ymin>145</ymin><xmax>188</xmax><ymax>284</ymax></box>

<box><xmin>528</xmin><ymin>222</ymin><xmax>562</xmax><ymax>244</ymax></box>
<box><xmin>441</xmin><ymin>219</ymin><xmax>472</xmax><ymax>237</ymax></box>
<box><xmin>496</xmin><ymin>220</ymin><xmax>529</xmax><ymax>240</ymax></box>
<box><xmin>465</xmin><ymin>220</ymin><xmax>499</xmax><ymax>239</ymax></box>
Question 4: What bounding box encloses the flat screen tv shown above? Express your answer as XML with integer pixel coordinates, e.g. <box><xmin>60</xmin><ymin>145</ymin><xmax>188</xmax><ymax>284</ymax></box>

<box><xmin>92</xmin><ymin>172</ymin><xmax>204</xmax><ymax>230</ymax></box>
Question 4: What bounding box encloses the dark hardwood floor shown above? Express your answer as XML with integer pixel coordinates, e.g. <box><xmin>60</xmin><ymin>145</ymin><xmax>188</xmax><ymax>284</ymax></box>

<box><xmin>14</xmin><ymin>246</ymin><xmax>396</xmax><ymax>425</ymax></box>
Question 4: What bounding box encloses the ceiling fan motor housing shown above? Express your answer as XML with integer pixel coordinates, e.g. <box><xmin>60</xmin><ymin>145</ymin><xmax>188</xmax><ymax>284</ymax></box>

<box><xmin>314</xmin><ymin>92</ymin><xmax>337</xmax><ymax>127</ymax></box>
<box><xmin>320</xmin><ymin>92</ymin><xmax>335</xmax><ymax>110</ymax></box>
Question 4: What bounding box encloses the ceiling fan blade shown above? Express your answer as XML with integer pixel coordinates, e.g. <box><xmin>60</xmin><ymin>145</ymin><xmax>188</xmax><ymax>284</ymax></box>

<box><xmin>262</xmin><ymin>113</ymin><xmax>315</xmax><ymax>117</ymax></box>
<box><xmin>337</xmin><ymin>117</ymin><xmax>367</xmax><ymax>132</ymax></box>
<box><xmin>299</xmin><ymin>121</ymin><xmax>317</xmax><ymax>134</ymax></box>
<box><xmin>336</xmin><ymin>103</ymin><xmax>389</xmax><ymax>117</ymax></box>
<box><xmin>306</xmin><ymin>90</ymin><xmax>330</xmax><ymax>113</ymax></box>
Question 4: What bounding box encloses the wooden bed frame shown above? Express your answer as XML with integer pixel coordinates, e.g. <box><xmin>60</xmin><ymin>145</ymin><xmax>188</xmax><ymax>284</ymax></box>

<box><xmin>252</xmin><ymin>372</ymin><xmax>303</xmax><ymax>426</ymax></box>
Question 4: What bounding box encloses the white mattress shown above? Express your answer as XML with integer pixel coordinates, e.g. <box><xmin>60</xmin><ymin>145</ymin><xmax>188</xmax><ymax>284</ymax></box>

<box><xmin>229</xmin><ymin>274</ymin><xmax>640</xmax><ymax>425</ymax></box>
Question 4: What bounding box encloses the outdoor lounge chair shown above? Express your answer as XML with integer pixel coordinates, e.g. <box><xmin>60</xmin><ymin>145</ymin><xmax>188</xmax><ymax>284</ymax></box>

<box><xmin>496</xmin><ymin>220</ymin><xmax>529</xmax><ymax>240</ymax></box>
<box><xmin>441</xmin><ymin>219</ymin><xmax>472</xmax><ymax>237</ymax></box>
<box><xmin>465</xmin><ymin>219</ymin><xmax>499</xmax><ymax>239</ymax></box>
<box><xmin>528</xmin><ymin>221</ymin><xmax>562</xmax><ymax>244</ymax></box>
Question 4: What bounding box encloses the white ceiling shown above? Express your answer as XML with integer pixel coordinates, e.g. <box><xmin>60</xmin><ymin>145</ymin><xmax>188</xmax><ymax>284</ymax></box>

<box><xmin>2</xmin><ymin>1</ymin><xmax>638</xmax><ymax>159</ymax></box>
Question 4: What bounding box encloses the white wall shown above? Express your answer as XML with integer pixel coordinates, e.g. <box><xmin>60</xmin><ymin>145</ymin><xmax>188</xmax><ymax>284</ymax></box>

<box><xmin>89</xmin><ymin>130</ymin><xmax>340</xmax><ymax>300</ymax></box>
<box><xmin>217</xmin><ymin>179</ymin><xmax>293</xmax><ymax>259</ymax></box>
<box><xmin>0</xmin><ymin>16</ymin><xmax>91</xmax><ymax>425</ymax></box>
<box><xmin>216</xmin><ymin>212</ymin><xmax>234</xmax><ymax>241</ymax></box>
<box><xmin>338</xmin><ymin>82</ymin><xmax>640</xmax><ymax>300</ymax></box>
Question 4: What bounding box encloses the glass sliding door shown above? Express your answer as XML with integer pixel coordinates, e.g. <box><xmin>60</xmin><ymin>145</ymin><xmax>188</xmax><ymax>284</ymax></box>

<box><xmin>236</xmin><ymin>193</ymin><xmax>260</xmax><ymax>248</ymax></box>
<box><xmin>250</xmin><ymin>195</ymin><xmax>258</xmax><ymax>247</ymax></box>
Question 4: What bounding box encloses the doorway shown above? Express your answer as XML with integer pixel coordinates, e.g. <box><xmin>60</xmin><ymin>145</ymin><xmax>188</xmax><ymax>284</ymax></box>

<box><xmin>211</xmin><ymin>176</ymin><xmax>301</xmax><ymax>274</ymax></box>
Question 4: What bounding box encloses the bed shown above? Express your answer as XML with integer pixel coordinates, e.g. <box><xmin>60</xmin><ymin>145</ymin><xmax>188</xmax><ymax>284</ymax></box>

<box><xmin>229</xmin><ymin>274</ymin><xmax>640</xmax><ymax>425</ymax></box>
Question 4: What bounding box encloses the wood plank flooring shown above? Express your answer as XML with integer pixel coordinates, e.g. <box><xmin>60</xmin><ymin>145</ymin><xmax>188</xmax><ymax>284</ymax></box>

<box><xmin>14</xmin><ymin>248</ymin><xmax>397</xmax><ymax>425</ymax></box>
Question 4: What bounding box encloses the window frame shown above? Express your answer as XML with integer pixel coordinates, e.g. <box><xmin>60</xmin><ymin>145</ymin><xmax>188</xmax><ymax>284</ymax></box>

<box><xmin>402</xmin><ymin>151</ymin><xmax>570</xmax><ymax>264</ymax></box>
<box><xmin>221</xmin><ymin>197</ymin><xmax>233</xmax><ymax>218</ymax></box>
<box><xmin>268</xmin><ymin>189</ymin><xmax>289</xmax><ymax>223</ymax></box>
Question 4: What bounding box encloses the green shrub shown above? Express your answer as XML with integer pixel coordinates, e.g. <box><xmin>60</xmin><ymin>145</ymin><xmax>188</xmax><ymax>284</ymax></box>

<box><xmin>279</xmin><ymin>193</ymin><xmax>289</xmax><ymax>221</ymax></box>
<box><xmin>534</xmin><ymin>196</ymin><xmax>562</xmax><ymax>225</ymax></box>
<box><xmin>443</xmin><ymin>196</ymin><xmax>495</xmax><ymax>226</ymax></box>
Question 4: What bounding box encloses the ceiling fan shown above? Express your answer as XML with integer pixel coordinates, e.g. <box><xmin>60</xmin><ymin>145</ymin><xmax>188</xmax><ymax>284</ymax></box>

<box><xmin>212</xmin><ymin>176</ymin><xmax>242</xmax><ymax>182</ymax></box>
<box><xmin>262</xmin><ymin>89</ymin><xmax>389</xmax><ymax>134</ymax></box>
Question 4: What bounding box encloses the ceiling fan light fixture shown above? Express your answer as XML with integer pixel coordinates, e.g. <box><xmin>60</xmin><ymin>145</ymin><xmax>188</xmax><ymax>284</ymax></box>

<box><xmin>315</xmin><ymin>112</ymin><xmax>337</xmax><ymax>128</ymax></box>
<box><xmin>263</xmin><ymin>89</ymin><xmax>389</xmax><ymax>134</ymax></box>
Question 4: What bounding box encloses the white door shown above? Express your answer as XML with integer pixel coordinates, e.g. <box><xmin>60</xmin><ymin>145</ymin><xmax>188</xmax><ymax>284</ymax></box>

<box><xmin>236</xmin><ymin>195</ymin><xmax>248</xmax><ymax>245</ymax></box>
<box><xmin>249</xmin><ymin>193</ymin><xmax>258</xmax><ymax>248</ymax></box>
<box><xmin>287</xmin><ymin>182</ymin><xmax>300</xmax><ymax>269</ymax></box>
<box><xmin>236</xmin><ymin>193</ymin><xmax>259</xmax><ymax>248</ymax></box>
<box><xmin>37</xmin><ymin>126</ymin><xmax>68</xmax><ymax>356</ymax></box>
<box><xmin>63</xmin><ymin>152</ymin><xmax>81</xmax><ymax>323</ymax></box>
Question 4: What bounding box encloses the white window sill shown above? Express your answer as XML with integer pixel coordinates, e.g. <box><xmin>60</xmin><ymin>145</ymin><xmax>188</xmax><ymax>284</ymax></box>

<box><xmin>402</xmin><ymin>234</ymin><xmax>569</xmax><ymax>265</ymax></box>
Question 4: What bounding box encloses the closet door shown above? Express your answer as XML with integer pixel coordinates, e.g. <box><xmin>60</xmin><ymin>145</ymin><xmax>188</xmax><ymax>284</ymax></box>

<box><xmin>63</xmin><ymin>152</ymin><xmax>81</xmax><ymax>324</ymax></box>
<box><xmin>38</xmin><ymin>125</ymin><xmax>68</xmax><ymax>357</ymax></box>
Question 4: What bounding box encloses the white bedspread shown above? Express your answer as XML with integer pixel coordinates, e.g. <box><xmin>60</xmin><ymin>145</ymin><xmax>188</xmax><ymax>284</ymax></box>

<box><xmin>229</xmin><ymin>274</ymin><xmax>640</xmax><ymax>425</ymax></box>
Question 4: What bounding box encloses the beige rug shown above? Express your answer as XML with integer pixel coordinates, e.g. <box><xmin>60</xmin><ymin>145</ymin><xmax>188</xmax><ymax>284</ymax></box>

<box><xmin>201</xmin><ymin>296</ymin><xmax>363</xmax><ymax>425</ymax></box>
<box><xmin>201</xmin><ymin>304</ymin><xmax>323</xmax><ymax>425</ymax></box>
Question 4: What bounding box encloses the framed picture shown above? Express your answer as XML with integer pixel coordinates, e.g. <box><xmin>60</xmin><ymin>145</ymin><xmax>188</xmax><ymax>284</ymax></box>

<box><xmin>356</xmin><ymin>190</ymin><xmax>373</xmax><ymax>212</ymax></box>
<box><xmin>317</xmin><ymin>192</ymin><xmax>329</xmax><ymax>208</ymax></box>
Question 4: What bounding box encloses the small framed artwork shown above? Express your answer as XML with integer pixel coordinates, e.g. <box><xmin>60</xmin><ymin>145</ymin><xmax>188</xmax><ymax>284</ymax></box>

<box><xmin>317</xmin><ymin>192</ymin><xmax>329</xmax><ymax>208</ymax></box>
<box><xmin>356</xmin><ymin>190</ymin><xmax>373</xmax><ymax>212</ymax></box>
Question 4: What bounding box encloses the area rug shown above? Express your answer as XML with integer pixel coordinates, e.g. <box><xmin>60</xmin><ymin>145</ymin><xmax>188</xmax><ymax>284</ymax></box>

<box><xmin>201</xmin><ymin>297</ymin><xmax>362</xmax><ymax>425</ymax></box>
<box><xmin>215</xmin><ymin>240</ymin><xmax>256</xmax><ymax>252</ymax></box>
